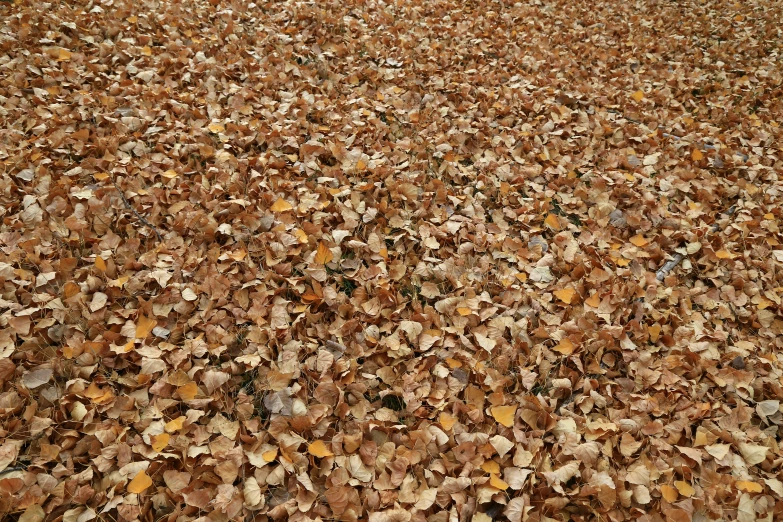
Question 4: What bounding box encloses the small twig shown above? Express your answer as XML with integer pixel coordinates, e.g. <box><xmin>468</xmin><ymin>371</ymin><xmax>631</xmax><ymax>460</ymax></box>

<box><xmin>656</xmin><ymin>205</ymin><xmax>737</xmax><ymax>281</ymax></box>
<box><xmin>112</xmin><ymin>177</ymin><xmax>163</xmax><ymax>241</ymax></box>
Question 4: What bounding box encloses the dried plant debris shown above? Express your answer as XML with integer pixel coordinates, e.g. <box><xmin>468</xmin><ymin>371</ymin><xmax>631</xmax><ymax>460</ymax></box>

<box><xmin>1</xmin><ymin>0</ymin><xmax>782</xmax><ymax>521</ymax></box>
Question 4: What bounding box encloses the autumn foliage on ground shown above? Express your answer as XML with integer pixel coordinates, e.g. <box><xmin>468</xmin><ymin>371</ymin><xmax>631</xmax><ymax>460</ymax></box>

<box><xmin>1</xmin><ymin>0</ymin><xmax>783</xmax><ymax>520</ymax></box>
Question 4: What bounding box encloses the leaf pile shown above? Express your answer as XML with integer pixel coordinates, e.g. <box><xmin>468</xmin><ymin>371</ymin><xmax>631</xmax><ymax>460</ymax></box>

<box><xmin>1</xmin><ymin>0</ymin><xmax>783</xmax><ymax>521</ymax></box>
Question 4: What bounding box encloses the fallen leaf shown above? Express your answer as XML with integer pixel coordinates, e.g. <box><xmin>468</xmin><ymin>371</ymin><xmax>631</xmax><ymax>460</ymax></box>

<box><xmin>631</xmin><ymin>90</ymin><xmax>644</xmax><ymax>102</ymax></box>
<box><xmin>128</xmin><ymin>470</ymin><xmax>153</xmax><ymax>494</ymax></box>
<box><xmin>308</xmin><ymin>440</ymin><xmax>334</xmax><ymax>458</ymax></box>
<box><xmin>736</xmin><ymin>480</ymin><xmax>763</xmax><ymax>493</ymax></box>
<box><xmin>135</xmin><ymin>315</ymin><xmax>157</xmax><ymax>338</ymax></box>
<box><xmin>271</xmin><ymin>197</ymin><xmax>293</xmax><ymax>212</ymax></box>
<box><xmin>490</xmin><ymin>405</ymin><xmax>517</xmax><ymax>427</ymax></box>
<box><xmin>630</xmin><ymin>234</ymin><xmax>649</xmax><ymax>247</ymax></box>
<box><xmin>674</xmin><ymin>480</ymin><xmax>695</xmax><ymax>497</ymax></box>
<box><xmin>314</xmin><ymin>241</ymin><xmax>333</xmax><ymax>264</ymax></box>
<box><xmin>660</xmin><ymin>484</ymin><xmax>679</xmax><ymax>502</ymax></box>
<box><xmin>554</xmin><ymin>287</ymin><xmax>576</xmax><ymax>304</ymax></box>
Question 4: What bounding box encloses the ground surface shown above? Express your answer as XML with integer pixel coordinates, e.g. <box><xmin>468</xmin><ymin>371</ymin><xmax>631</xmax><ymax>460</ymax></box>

<box><xmin>1</xmin><ymin>0</ymin><xmax>783</xmax><ymax>521</ymax></box>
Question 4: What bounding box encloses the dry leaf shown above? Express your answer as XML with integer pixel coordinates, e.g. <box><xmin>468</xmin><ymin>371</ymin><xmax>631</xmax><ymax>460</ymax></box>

<box><xmin>135</xmin><ymin>315</ymin><xmax>157</xmax><ymax>338</ymax></box>
<box><xmin>308</xmin><ymin>440</ymin><xmax>334</xmax><ymax>458</ymax></box>
<box><xmin>271</xmin><ymin>197</ymin><xmax>293</xmax><ymax>212</ymax></box>
<box><xmin>554</xmin><ymin>287</ymin><xmax>576</xmax><ymax>304</ymax></box>
<box><xmin>630</xmin><ymin>234</ymin><xmax>649</xmax><ymax>247</ymax></box>
<box><xmin>490</xmin><ymin>405</ymin><xmax>517</xmax><ymax>427</ymax></box>
<box><xmin>128</xmin><ymin>470</ymin><xmax>153</xmax><ymax>494</ymax></box>
<box><xmin>631</xmin><ymin>90</ymin><xmax>644</xmax><ymax>101</ymax></box>
<box><xmin>314</xmin><ymin>241</ymin><xmax>334</xmax><ymax>264</ymax></box>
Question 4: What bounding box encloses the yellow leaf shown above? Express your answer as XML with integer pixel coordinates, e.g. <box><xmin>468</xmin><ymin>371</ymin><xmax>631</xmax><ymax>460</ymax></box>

<box><xmin>715</xmin><ymin>250</ymin><xmax>734</xmax><ymax>259</ymax></box>
<box><xmin>95</xmin><ymin>256</ymin><xmax>107</xmax><ymax>272</ymax></box>
<box><xmin>127</xmin><ymin>470</ymin><xmax>152</xmax><ymax>494</ymax></box>
<box><xmin>270</xmin><ymin>197</ymin><xmax>293</xmax><ymax>212</ymax></box>
<box><xmin>456</xmin><ymin>307</ymin><xmax>473</xmax><ymax>316</ymax></box>
<box><xmin>135</xmin><ymin>315</ymin><xmax>156</xmax><ymax>338</ymax></box>
<box><xmin>141</xmin><ymin>46</ymin><xmax>152</xmax><ymax>56</ymax></box>
<box><xmin>764</xmin><ymin>213</ymin><xmax>774</xmax><ymax>220</ymax></box>
<box><xmin>736</xmin><ymin>480</ymin><xmax>763</xmax><ymax>493</ymax></box>
<box><xmin>554</xmin><ymin>288</ymin><xmax>576</xmax><ymax>305</ymax></box>
<box><xmin>692</xmin><ymin>149</ymin><xmax>704</xmax><ymax>161</ymax></box>
<box><xmin>126</xmin><ymin>15</ymin><xmax>138</xmax><ymax>23</ymax></box>
<box><xmin>648</xmin><ymin>323</ymin><xmax>661</xmax><ymax>342</ymax></box>
<box><xmin>439</xmin><ymin>412</ymin><xmax>457</xmax><ymax>431</ymax></box>
<box><xmin>262</xmin><ymin>449</ymin><xmax>278</xmax><ymax>462</ymax></box>
<box><xmin>164</xmin><ymin>416</ymin><xmax>186</xmax><ymax>433</ymax></box>
<box><xmin>150</xmin><ymin>433</ymin><xmax>169</xmax><ymax>452</ymax></box>
<box><xmin>161</xmin><ymin>169</ymin><xmax>178</xmax><ymax>179</ymax></box>
<box><xmin>674</xmin><ymin>480</ymin><xmax>695</xmax><ymax>497</ymax></box>
<box><xmin>553</xmin><ymin>337</ymin><xmax>575</xmax><ymax>355</ymax></box>
<box><xmin>356</xmin><ymin>159</ymin><xmax>367</xmax><ymax>171</ymax></box>
<box><xmin>660</xmin><ymin>484</ymin><xmax>679</xmax><ymax>502</ymax></box>
<box><xmin>631</xmin><ymin>90</ymin><xmax>644</xmax><ymax>102</ymax></box>
<box><xmin>308</xmin><ymin>440</ymin><xmax>334</xmax><ymax>458</ymax></box>
<box><xmin>207</xmin><ymin>123</ymin><xmax>225</xmax><ymax>133</ymax></box>
<box><xmin>481</xmin><ymin>460</ymin><xmax>500</xmax><ymax>474</ymax></box>
<box><xmin>94</xmin><ymin>172</ymin><xmax>109</xmax><ymax>181</ymax></box>
<box><xmin>489</xmin><ymin>474</ymin><xmax>509</xmax><ymax>491</ymax></box>
<box><xmin>58</xmin><ymin>48</ymin><xmax>72</xmax><ymax>61</ymax></box>
<box><xmin>585</xmin><ymin>293</ymin><xmax>600</xmax><ymax>308</ymax></box>
<box><xmin>293</xmin><ymin>228</ymin><xmax>308</xmax><ymax>243</ymax></box>
<box><xmin>445</xmin><ymin>358</ymin><xmax>462</xmax><ymax>369</ymax></box>
<box><xmin>490</xmin><ymin>405</ymin><xmax>517</xmax><ymax>428</ymax></box>
<box><xmin>515</xmin><ymin>273</ymin><xmax>527</xmax><ymax>283</ymax></box>
<box><xmin>177</xmin><ymin>381</ymin><xmax>198</xmax><ymax>401</ymax></box>
<box><xmin>314</xmin><ymin>241</ymin><xmax>333</xmax><ymax>265</ymax></box>
<box><xmin>544</xmin><ymin>213</ymin><xmax>561</xmax><ymax>230</ymax></box>
<box><xmin>110</xmin><ymin>276</ymin><xmax>130</xmax><ymax>288</ymax></box>
<box><xmin>630</xmin><ymin>234</ymin><xmax>649</xmax><ymax>247</ymax></box>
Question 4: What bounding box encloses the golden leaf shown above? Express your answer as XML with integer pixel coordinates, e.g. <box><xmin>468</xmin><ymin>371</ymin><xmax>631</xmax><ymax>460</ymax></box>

<box><xmin>165</xmin><ymin>416</ymin><xmax>186</xmax><ymax>433</ymax></box>
<box><xmin>692</xmin><ymin>149</ymin><xmax>704</xmax><ymax>161</ymax></box>
<box><xmin>630</xmin><ymin>234</ymin><xmax>649</xmax><ymax>247</ymax></box>
<box><xmin>456</xmin><ymin>307</ymin><xmax>473</xmax><ymax>316</ymax></box>
<box><xmin>674</xmin><ymin>480</ymin><xmax>695</xmax><ymax>497</ymax></box>
<box><xmin>314</xmin><ymin>241</ymin><xmax>333</xmax><ymax>265</ymax></box>
<box><xmin>515</xmin><ymin>273</ymin><xmax>527</xmax><ymax>283</ymax></box>
<box><xmin>94</xmin><ymin>172</ymin><xmax>109</xmax><ymax>181</ymax></box>
<box><xmin>270</xmin><ymin>197</ymin><xmax>293</xmax><ymax>212</ymax></box>
<box><xmin>554</xmin><ymin>288</ymin><xmax>576</xmax><ymax>304</ymax></box>
<box><xmin>141</xmin><ymin>46</ymin><xmax>152</xmax><ymax>56</ymax></box>
<box><xmin>481</xmin><ymin>460</ymin><xmax>500</xmax><ymax>474</ymax></box>
<box><xmin>207</xmin><ymin>123</ymin><xmax>225</xmax><ymax>133</ymax></box>
<box><xmin>439</xmin><ymin>412</ymin><xmax>457</xmax><ymax>431</ymax></box>
<box><xmin>135</xmin><ymin>315</ymin><xmax>157</xmax><ymax>338</ymax></box>
<box><xmin>262</xmin><ymin>449</ymin><xmax>278</xmax><ymax>462</ymax></box>
<box><xmin>95</xmin><ymin>256</ymin><xmax>107</xmax><ymax>272</ymax></box>
<box><xmin>585</xmin><ymin>293</ymin><xmax>600</xmax><ymax>308</ymax></box>
<box><xmin>736</xmin><ymin>480</ymin><xmax>763</xmax><ymax>493</ymax></box>
<box><xmin>151</xmin><ymin>433</ymin><xmax>170</xmax><ymax>452</ymax></box>
<box><xmin>356</xmin><ymin>159</ymin><xmax>367</xmax><ymax>171</ymax></box>
<box><xmin>544</xmin><ymin>213</ymin><xmax>561</xmax><ymax>230</ymax></box>
<box><xmin>660</xmin><ymin>484</ymin><xmax>679</xmax><ymax>502</ymax></box>
<box><xmin>715</xmin><ymin>250</ymin><xmax>734</xmax><ymax>259</ymax></box>
<box><xmin>490</xmin><ymin>474</ymin><xmax>509</xmax><ymax>491</ymax></box>
<box><xmin>161</xmin><ymin>169</ymin><xmax>178</xmax><ymax>179</ymax></box>
<box><xmin>490</xmin><ymin>405</ymin><xmax>517</xmax><ymax>428</ymax></box>
<box><xmin>552</xmin><ymin>337</ymin><xmax>575</xmax><ymax>355</ymax></box>
<box><xmin>293</xmin><ymin>229</ymin><xmax>308</xmax><ymax>243</ymax></box>
<box><xmin>631</xmin><ymin>90</ymin><xmax>644</xmax><ymax>102</ymax></box>
<box><xmin>308</xmin><ymin>440</ymin><xmax>334</xmax><ymax>458</ymax></box>
<box><xmin>648</xmin><ymin>323</ymin><xmax>661</xmax><ymax>342</ymax></box>
<box><xmin>58</xmin><ymin>48</ymin><xmax>72</xmax><ymax>61</ymax></box>
<box><xmin>127</xmin><ymin>470</ymin><xmax>152</xmax><ymax>494</ymax></box>
<box><xmin>177</xmin><ymin>382</ymin><xmax>198</xmax><ymax>401</ymax></box>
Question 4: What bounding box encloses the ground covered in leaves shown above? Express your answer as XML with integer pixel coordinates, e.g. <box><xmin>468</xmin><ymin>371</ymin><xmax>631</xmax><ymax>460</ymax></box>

<box><xmin>1</xmin><ymin>0</ymin><xmax>783</xmax><ymax>520</ymax></box>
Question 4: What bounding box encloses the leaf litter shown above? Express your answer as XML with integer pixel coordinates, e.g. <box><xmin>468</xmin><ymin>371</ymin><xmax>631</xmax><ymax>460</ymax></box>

<box><xmin>0</xmin><ymin>0</ymin><xmax>782</xmax><ymax>521</ymax></box>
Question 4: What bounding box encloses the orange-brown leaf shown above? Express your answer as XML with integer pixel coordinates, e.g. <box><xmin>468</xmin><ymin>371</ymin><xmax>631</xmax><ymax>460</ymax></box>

<box><xmin>128</xmin><ymin>470</ymin><xmax>153</xmax><ymax>494</ymax></box>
